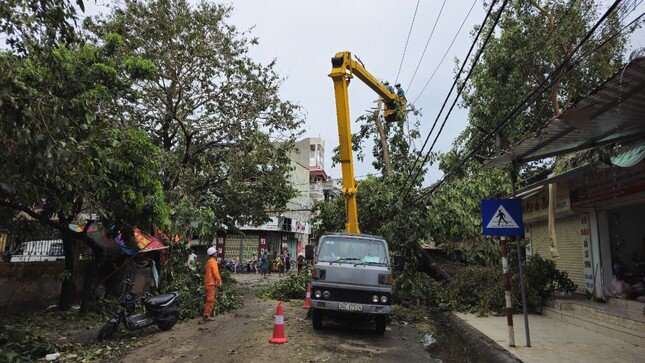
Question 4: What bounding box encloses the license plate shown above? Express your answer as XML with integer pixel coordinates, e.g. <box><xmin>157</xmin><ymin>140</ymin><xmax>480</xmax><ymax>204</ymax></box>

<box><xmin>338</xmin><ymin>302</ymin><xmax>362</xmax><ymax>312</ymax></box>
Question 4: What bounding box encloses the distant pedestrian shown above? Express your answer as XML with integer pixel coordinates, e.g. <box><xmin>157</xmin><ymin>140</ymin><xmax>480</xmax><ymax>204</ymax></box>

<box><xmin>202</xmin><ymin>247</ymin><xmax>222</xmax><ymax>322</ymax></box>
<box><xmin>276</xmin><ymin>253</ymin><xmax>285</xmax><ymax>277</ymax></box>
<box><xmin>297</xmin><ymin>254</ymin><xmax>305</xmax><ymax>271</ymax></box>
<box><xmin>188</xmin><ymin>251</ymin><xmax>197</xmax><ymax>265</ymax></box>
<box><xmin>260</xmin><ymin>249</ymin><xmax>269</xmax><ymax>278</ymax></box>
<box><xmin>285</xmin><ymin>253</ymin><xmax>291</xmax><ymax>273</ymax></box>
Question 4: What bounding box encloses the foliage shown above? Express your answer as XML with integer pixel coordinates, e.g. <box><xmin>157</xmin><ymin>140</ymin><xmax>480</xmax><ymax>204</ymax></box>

<box><xmin>520</xmin><ymin>253</ymin><xmax>578</xmax><ymax>310</ymax></box>
<box><xmin>446</xmin><ymin>253</ymin><xmax>577</xmax><ymax>316</ymax></box>
<box><xmin>0</xmin><ymin>325</ymin><xmax>56</xmax><ymax>362</ymax></box>
<box><xmin>0</xmin><ymin>0</ymin><xmax>170</xmax><ymax>309</ymax></box>
<box><xmin>0</xmin><ymin>0</ymin><xmax>84</xmax><ymax>52</ymax></box>
<box><xmin>458</xmin><ymin>0</ymin><xmax>629</xmax><ymax>161</ymax></box>
<box><xmin>259</xmin><ymin>268</ymin><xmax>312</xmax><ymax>301</ymax></box>
<box><xmin>332</xmin><ymin>109</ymin><xmax>422</xmax><ymax>176</ymax></box>
<box><xmin>426</xmin><ymin>154</ymin><xmax>511</xmax><ymax>264</ymax></box>
<box><xmin>311</xmin><ymin>174</ymin><xmax>431</xmax><ymax>272</ymax></box>
<box><xmin>445</xmin><ymin>265</ymin><xmax>505</xmax><ymax>316</ymax></box>
<box><xmin>392</xmin><ymin>271</ymin><xmax>444</xmax><ymax>307</ymax></box>
<box><xmin>86</xmin><ymin>0</ymin><xmax>304</xmax><ymax>241</ymax></box>
<box><xmin>160</xmin><ymin>243</ymin><xmax>242</xmax><ymax>319</ymax></box>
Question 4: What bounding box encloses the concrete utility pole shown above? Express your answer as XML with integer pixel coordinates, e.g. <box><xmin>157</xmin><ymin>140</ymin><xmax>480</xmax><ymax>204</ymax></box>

<box><xmin>510</xmin><ymin>162</ymin><xmax>531</xmax><ymax>347</ymax></box>
<box><xmin>495</xmin><ymin>134</ymin><xmax>515</xmax><ymax>347</ymax></box>
<box><xmin>372</xmin><ymin>100</ymin><xmax>393</xmax><ymax>177</ymax></box>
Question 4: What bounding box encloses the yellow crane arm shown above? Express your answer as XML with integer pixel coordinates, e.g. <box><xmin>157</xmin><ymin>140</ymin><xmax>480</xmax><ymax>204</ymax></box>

<box><xmin>328</xmin><ymin>51</ymin><xmax>403</xmax><ymax>234</ymax></box>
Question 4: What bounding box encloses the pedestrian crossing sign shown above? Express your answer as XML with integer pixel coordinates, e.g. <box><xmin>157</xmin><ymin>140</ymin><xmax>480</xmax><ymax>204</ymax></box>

<box><xmin>482</xmin><ymin>199</ymin><xmax>524</xmax><ymax>236</ymax></box>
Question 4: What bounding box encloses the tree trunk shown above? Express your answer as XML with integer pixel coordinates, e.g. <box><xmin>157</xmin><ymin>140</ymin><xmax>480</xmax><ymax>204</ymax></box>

<box><xmin>59</xmin><ymin>229</ymin><xmax>79</xmax><ymax>311</ymax></box>
<box><xmin>79</xmin><ymin>249</ymin><xmax>102</xmax><ymax>315</ymax></box>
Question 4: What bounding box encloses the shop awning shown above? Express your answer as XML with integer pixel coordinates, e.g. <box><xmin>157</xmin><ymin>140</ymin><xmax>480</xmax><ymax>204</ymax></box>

<box><xmin>89</xmin><ymin>228</ymin><xmax>168</xmax><ymax>256</ymax></box>
<box><xmin>487</xmin><ymin>57</ymin><xmax>645</xmax><ymax>167</ymax></box>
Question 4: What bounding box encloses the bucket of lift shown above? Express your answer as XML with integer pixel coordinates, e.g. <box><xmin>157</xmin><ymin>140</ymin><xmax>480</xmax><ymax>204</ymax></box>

<box><xmin>383</xmin><ymin>97</ymin><xmax>407</xmax><ymax>123</ymax></box>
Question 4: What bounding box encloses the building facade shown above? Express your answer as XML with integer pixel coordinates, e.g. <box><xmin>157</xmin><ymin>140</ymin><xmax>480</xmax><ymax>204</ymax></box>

<box><xmin>215</xmin><ymin>137</ymin><xmax>340</xmax><ymax>263</ymax></box>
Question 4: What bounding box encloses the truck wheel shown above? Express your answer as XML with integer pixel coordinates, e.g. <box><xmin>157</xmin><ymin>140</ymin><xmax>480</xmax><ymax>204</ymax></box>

<box><xmin>312</xmin><ymin>308</ymin><xmax>324</xmax><ymax>330</ymax></box>
<box><xmin>375</xmin><ymin>316</ymin><xmax>387</xmax><ymax>336</ymax></box>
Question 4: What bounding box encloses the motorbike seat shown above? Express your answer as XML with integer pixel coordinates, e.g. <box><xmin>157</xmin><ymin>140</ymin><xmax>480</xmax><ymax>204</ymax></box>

<box><xmin>146</xmin><ymin>293</ymin><xmax>177</xmax><ymax>306</ymax></box>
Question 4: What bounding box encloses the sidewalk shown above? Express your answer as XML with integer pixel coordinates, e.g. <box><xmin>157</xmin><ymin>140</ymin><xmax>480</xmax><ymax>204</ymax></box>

<box><xmin>455</xmin><ymin>313</ymin><xmax>644</xmax><ymax>363</ymax></box>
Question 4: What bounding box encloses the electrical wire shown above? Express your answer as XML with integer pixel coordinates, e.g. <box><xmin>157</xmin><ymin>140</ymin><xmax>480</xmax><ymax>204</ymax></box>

<box><xmin>395</xmin><ymin>0</ymin><xmax>422</xmax><ymax>84</ymax></box>
<box><xmin>400</xmin><ymin>0</ymin><xmax>509</xmax><ymax>202</ymax></box>
<box><xmin>406</xmin><ymin>0</ymin><xmax>448</xmax><ymax>90</ymax></box>
<box><xmin>420</xmin><ymin>0</ymin><xmax>628</xmax><ymax>201</ymax></box>
<box><xmin>398</xmin><ymin>0</ymin><xmax>502</xmax><ymax>201</ymax></box>
<box><xmin>410</xmin><ymin>0</ymin><xmax>478</xmax><ymax>104</ymax></box>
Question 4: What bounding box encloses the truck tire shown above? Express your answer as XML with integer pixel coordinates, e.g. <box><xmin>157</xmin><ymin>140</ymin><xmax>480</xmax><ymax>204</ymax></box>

<box><xmin>375</xmin><ymin>316</ymin><xmax>387</xmax><ymax>336</ymax></box>
<box><xmin>312</xmin><ymin>308</ymin><xmax>324</xmax><ymax>330</ymax></box>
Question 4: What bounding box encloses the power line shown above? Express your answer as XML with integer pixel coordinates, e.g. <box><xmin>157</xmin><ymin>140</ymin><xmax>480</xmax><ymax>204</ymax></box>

<box><xmin>398</xmin><ymin>0</ymin><xmax>502</xmax><ymax>201</ymax></box>
<box><xmin>411</xmin><ymin>0</ymin><xmax>478</xmax><ymax>104</ymax></box>
<box><xmin>421</xmin><ymin>0</ymin><xmax>627</xmax><ymax>201</ymax></box>
<box><xmin>399</xmin><ymin>0</ymin><xmax>509</xmax><ymax>203</ymax></box>
<box><xmin>406</xmin><ymin>0</ymin><xmax>448</xmax><ymax>90</ymax></box>
<box><xmin>395</xmin><ymin>0</ymin><xmax>422</xmax><ymax>84</ymax></box>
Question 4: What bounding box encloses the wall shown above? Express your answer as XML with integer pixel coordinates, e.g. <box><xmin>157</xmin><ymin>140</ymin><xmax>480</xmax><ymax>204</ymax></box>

<box><xmin>0</xmin><ymin>261</ymin><xmax>88</xmax><ymax>313</ymax></box>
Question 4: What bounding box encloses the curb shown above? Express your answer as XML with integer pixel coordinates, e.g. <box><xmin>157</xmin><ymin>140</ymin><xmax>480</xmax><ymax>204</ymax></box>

<box><xmin>435</xmin><ymin>311</ymin><xmax>522</xmax><ymax>363</ymax></box>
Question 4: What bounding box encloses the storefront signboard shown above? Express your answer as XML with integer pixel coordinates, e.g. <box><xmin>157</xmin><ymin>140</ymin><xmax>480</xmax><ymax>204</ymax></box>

<box><xmin>580</xmin><ymin>215</ymin><xmax>594</xmax><ymax>297</ymax></box>
<box><xmin>571</xmin><ymin>162</ymin><xmax>645</xmax><ymax>207</ymax></box>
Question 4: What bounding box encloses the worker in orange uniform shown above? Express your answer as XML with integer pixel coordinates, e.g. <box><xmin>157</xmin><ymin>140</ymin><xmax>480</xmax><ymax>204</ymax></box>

<box><xmin>202</xmin><ymin>247</ymin><xmax>222</xmax><ymax>322</ymax></box>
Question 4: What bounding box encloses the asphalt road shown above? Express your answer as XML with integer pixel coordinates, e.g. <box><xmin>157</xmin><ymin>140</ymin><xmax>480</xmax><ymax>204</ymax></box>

<box><xmin>118</xmin><ymin>277</ymin><xmax>438</xmax><ymax>362</ymax></box>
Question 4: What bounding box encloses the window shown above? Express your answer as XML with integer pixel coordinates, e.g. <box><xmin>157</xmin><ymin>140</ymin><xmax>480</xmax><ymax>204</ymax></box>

<box><xmin>318</xmin><ymin>237</ymin><xmax>388</xmax><ymax>265</ymax></box>
<box><xmin>49</xmin><ymin>242</ymin><xmax>64</xmax><ymax>256</ymax></box>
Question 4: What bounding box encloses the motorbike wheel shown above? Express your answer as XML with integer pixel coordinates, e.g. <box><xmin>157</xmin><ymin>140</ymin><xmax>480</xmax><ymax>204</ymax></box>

<box><xmin>157</xmin><ymin>311</ymin><xmax>180</xmax><ymax>331</ymax></box>
<box><xmin>97</xmin><ymin>322</ymin><xmax>119</xmax><ymax>341</ymax></box>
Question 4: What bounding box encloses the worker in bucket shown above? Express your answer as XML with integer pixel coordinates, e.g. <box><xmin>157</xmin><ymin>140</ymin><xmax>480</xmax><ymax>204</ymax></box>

<box><xmin>395</xmin><ymin>83</ymin><xmax>405</xmax><ymax>98</ymax></box>
<box><xmin>202</xmin><ymin>247</ymin><xmax>222</xmax><ymax>322</ymax></box>
<box><xmin>383</xmin><ymin>81</ymin><xmax>395</xmax><ymax>93</ymax></box>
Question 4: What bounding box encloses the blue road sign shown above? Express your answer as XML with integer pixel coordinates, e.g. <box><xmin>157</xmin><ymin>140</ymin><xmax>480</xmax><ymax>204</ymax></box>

<box><xmin>482</xmin><ymin>199</ymin><xmax>524</xmax><ymax>236</ymax></box>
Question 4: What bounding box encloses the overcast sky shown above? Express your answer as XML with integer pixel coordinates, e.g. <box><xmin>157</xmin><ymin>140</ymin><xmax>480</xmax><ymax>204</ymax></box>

<box><xmin>85</xmin><ymin>0</ymin><xmax>644</xmax><ymax>183</ymax></box>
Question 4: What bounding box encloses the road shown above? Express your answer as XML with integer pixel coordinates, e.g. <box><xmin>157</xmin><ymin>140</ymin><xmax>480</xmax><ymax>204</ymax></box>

<box><xmin>119</xmin><ymin>275</ymin><xmax>490</xmax><ymax>363</ymax></box>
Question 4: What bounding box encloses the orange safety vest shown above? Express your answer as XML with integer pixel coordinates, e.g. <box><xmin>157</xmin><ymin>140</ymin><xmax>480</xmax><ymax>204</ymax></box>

<box><xmin>204</xmin><ymin>257</ymin><xmax>222</xmax><ymax>286</ymax></box>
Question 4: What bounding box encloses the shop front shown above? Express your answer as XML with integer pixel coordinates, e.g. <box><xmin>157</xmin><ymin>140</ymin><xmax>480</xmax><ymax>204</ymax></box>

<box><xmin>570</xmin><ymin>160</ymin><xmax>645</xmax><ymax>302</ymax></box>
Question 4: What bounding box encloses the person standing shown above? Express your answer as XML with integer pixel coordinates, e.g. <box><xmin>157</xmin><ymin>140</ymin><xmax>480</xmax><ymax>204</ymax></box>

<box><xmin>277</xmin><ymin>252</ymin><xmax>285</xmax><ymax>277</ymax></box>
<box><xmin>260</xmin><ymin>249</ymin><xmax>269</xmax><ymax>279</ymax></box>
<box><xmin>285</xmin><ymin>253</ymin><xmax>291</xmax><ymax>274</ymax></box>
<box><xmin>202</xmin><ymin>247</ymin><xmax>222</xmax><ymax>322</ymax></box>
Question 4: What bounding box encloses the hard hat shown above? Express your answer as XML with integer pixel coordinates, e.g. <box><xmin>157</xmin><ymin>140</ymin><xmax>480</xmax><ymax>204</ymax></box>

<box><xmin>207</xmin><ymin>247</ymin><xmax>216</xmax><ymax>256</ymax></box>
<box><xmin>395</xmin><ymin>83</ymin><xmax>401</xmax><ymax>87</ymax></box>
<box><xmin>383</xmin><ymin>81</ymin><xmax>390</xmax><ymax>85</ymax></box>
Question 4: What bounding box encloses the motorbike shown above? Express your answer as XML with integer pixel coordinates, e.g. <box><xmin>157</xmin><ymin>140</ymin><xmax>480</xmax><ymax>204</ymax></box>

<box><xmin>97</xmin><ymin>279</ymin><xmax>180</xmax><ymax>340</ymax></box>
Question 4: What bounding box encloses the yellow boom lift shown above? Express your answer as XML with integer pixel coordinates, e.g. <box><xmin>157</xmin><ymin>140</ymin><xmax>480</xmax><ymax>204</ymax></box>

<box><xmin>328</xmin><ymin>51</ymin><xmax>407</xmax><ymax>234</ymax></box>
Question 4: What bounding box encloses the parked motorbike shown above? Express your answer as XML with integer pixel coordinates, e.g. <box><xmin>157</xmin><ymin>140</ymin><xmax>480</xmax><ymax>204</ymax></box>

<box><xmin>97</xmin><ymin>279</ymin><xmax>180</xmax><ymax>340</ymax></box>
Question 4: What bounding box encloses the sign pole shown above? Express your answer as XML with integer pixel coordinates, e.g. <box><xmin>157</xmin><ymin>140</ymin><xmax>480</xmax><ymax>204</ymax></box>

<box><xmin>509</xmin><ymin>162</ymin><xmax>531</xmax><ymax>347</ymax></box>
<box><xmin>500</xmin><ymin>236</ymin><xmax>515</xmax><ymax>347</ymax></box>
<box><xmin>481</xmin><ymin>196</ymin><xmax>525</xmax><ymax>348</ymax></box>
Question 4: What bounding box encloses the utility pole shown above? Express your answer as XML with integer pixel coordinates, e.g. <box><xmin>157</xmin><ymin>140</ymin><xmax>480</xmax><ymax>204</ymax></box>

<box><xmin>495</xmin><ymin>134</ymin><xmax>514</xmax><ymax>347</ymax></box>
<box><xmin>510</xmin><ymin>161</ymin><xmax>531</xmax><ymax>347</ymax></box>
<box><xmin>373</xmin><ymin>100</ymin><xmax>393</xmax><ymax>177</ymax></box>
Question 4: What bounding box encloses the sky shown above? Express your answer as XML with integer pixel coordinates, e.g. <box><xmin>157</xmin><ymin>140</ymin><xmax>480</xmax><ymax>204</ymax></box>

<box><xmin>83</xmin><ymin>0</ymin><xmax>644</xmax><ymax>184</ymax></box>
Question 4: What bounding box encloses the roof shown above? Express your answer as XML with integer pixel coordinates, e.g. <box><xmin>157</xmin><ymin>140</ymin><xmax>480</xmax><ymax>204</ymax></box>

<box><xmin>488</xmin><ymin>57</ymin><xmax>645</xmax><ymax>167</ymax></box>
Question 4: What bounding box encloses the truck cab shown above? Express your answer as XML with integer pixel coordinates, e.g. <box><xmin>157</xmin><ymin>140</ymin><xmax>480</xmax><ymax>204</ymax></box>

<box><xmin>310</xmin><ymin>233</ymin><xmax>393</xmax><ymax>335</ymax></box>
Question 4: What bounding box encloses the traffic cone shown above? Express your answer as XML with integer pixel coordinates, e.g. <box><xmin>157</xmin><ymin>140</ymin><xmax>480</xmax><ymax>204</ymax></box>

<box><xmin>269</xmin><ymin>302</ymin><xmax>288</xmax><ymax>344</ymax></box>
<box><xmin>303</xmin><ymin>284</ymin><xmax>312</xmax><ymax>309</ymax></box>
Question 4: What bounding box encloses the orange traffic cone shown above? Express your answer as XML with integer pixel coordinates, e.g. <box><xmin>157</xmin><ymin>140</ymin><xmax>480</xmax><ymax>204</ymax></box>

<box><xmin>269</xmin><ymin>302</ymin><xmax>288</xmax><ymax>344</ymax></box>
<box><xmin>303</xmin><ymin>284</ymin><xmax>312</xmax><ymax>309</ymax></box>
